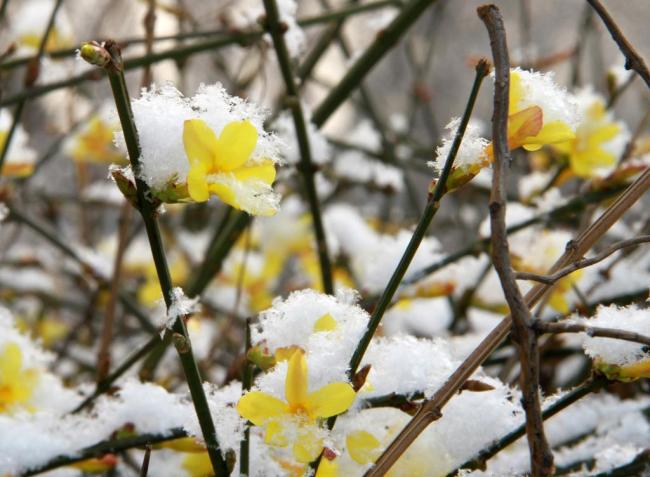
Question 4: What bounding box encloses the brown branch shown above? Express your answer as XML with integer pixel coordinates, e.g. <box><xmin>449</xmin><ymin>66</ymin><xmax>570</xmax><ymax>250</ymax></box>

<box><xmin>535</xmin><ymin>322</ymin><xmax>650</xmax><ymax>347</ymax></box>
<box><xmin>479</xmin><ymin>5</ymin><xmax>553</xmax><ymax>476</ymax></box>
<box><xmin>515</xmin><ymin>235</ymin><xmax>650</xmax><ymax>285</ymax></box>
<box><xmin>587</xmin><ymin>0</ymin><xmax>650</xmax><ymax>89</ymax></box>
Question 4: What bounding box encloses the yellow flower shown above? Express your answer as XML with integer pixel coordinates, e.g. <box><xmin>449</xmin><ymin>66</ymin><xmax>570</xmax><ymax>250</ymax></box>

<box><xmin>487</xmin><ymin>70</ymin><xmax>575</xmax><ymax>157</ymax></box>
<box><xmin>71</xmin><ymin>116</ymin><xmax>125</xmax><ymax>165</ymax></box>
<box><xmin>553</xmin><ymin>99</ymin><xmax>622</xmax><ymax>178</ymax></box>
<box><xmin>0</xmin><ymin>342</ymin><xmax>39</xmax><ymax>414</ymax></box>
<box><xmin>237</xmin><ymin>348</ymin><xmax>355</xmax><ymax>463</ymax></box>
<box><xmin>183</xmin><ymin>119</ymin><xmax>278</xmax><ymax>216</ymax></box>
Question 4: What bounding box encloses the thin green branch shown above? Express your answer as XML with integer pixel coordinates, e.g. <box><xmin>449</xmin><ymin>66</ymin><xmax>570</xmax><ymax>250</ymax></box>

<box><xmin>239</xmin><ymin>318</ymin><xmax>254</xmax><ymax>477</ymax></box>
<box><xmin>80</xmin><ymin>41</ymin><xmax>228</xmax><ymax>475</ymax></box>
<box><xmin>312</xmin><ymin>0</ymin><xmax>439</xmax><ymax>127</ymax></box>
<box><xmin>263</xmin><ymin>0</ymin><xmax>334</xmax><ymax>294</ymax></box>
<box><xmin>348</xmin><ymin>59</ymin><xmax>490</xmax><ymax>377</ymax></box>
<box><xmin>22</xmin><ymin>428</ymin><xmax>188</xmax><ymax>476</ymax></box>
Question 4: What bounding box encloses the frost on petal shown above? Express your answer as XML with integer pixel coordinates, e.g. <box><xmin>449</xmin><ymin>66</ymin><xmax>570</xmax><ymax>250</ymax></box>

<box><xmin>120</xmin><ymin>82</ymin><xmax>282</xmax><ymax>195</ymax></box>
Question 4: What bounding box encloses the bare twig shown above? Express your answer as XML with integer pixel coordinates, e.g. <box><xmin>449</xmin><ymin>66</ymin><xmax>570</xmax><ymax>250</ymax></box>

<box><xmin>515</xmin><ymin>235</ymin><xmax>650</xmax><ymax>285</ymax></box>
<box><xmin>263</xmin><ymin>0</ymin><xmax>334</xmax><ymax>294</ymax></box>
<box><xmin>535</xmin><ymin>321</ymin><xmax>650</xmax><ymax>347</ymax></box>
<box><xmin>587</xmin><ymin>0</ymin><xmax>650</xmax><ymax>89</ymax></box>
<box><xmin>479</xmin><ymin>6</ymin><xmax>553</xmax><ymax>475</ymax></box>
<box><xmin>21</xmin><ymin>428</ymin><xmax>188</xmax><ymax>476</ymax></box>
<box><xmin>449</xmin><ymin>375</ymin><xmax>607</xmax><ymax>475</ymax></box>
<box><xmin>139</xmin><ymin>447</ymin><xmax>151</xmax><ymax>477</ymax></box>
<box><xmin>141</xmin><ymin>0</ymin><xmax>157</xmax><ymax>88</ymax></box>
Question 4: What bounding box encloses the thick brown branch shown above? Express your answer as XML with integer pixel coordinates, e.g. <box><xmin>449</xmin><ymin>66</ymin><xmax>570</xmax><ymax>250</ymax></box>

<box><xmin>515</xmin><ymin>235</ymin><xmax>650</xmax><ymax>285</ymax></box>
<box><xmin>479</xmin><ymin>5</ymin><xmax>553</xmax><ymax>476</ymax></box>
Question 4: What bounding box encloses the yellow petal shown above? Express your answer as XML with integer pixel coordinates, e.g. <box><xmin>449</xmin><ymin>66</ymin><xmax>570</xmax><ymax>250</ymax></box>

<box><xmin>182</xmin><ymin>452</ymin><xmax>213</xmax><ymax>477</ymax></box>
<box><xmin>509</xmin><ymin>70</ymin><xmax>523</xmax><ymax>114</ymax></box>
<box><xmin>570</xmin><ymin>149</ymin><xmax>616</xmax><ymax>178</ymax></box>
<box><xmin>522</xmin><ymin>121</ymin><xmax>575</xmax><ymax>151</ymax></box>
<box><xmin>286</xmin><ymin>349</ymin><xmax>309</xmax><ymax>409</ymax></box>
<box><xmin>275</xmin><ymin>346</ymin><xmax>301</xmax><ymax>363</ymax></box>
<box><xmin>214</xmin><ymin>120</ymin><xmax>258</xmax><ymax>172</ymax></box>
<box><xmin>184</xmin><ymin>119</ymin><xmax>218</xmax><ymax>168</ymax></box>
<box><xmin>187</xmin><ymin>159</ymin><xmax>210</xmax><ymax>202</ymax></box>
<box><xmin>589</xmin><ymin>123</ymin><xmax>621</xmax><ymax>146</ymax></box>
<box><xmin>306</xmin><ymin>382</ymin><xmax>355</xmax><ymax>419</ymax></box>
<box><xmin>237</xmin><ymin>391</ymin><xmax>288</xmax><ymax>426</ymax></box>
<box><xmin>0</xmin><ymin>343</ymin><xmax>22</xmax><ymax>384</ymax></box>
<box><xmin>346</xmin><ymin>430</ymin><xmax>381</xmax><ymax>464</ymax></box>
<box><xmin>547</xmin><ymin>291</ymin><xmax>569</xmax><ymax>314</ymax></box>
<box><xmin>231</xmin><ymin>159</ymin><xmax>276</xmax><ymax>184</ymax></box>
<box><xmin>313</xmin><ymin>313</ymin><xmax>337</xmax><ymax>332</ymax></box>
<box><xmin>265</xmin><ymin>420</ymin><xmax>289</xmax><ymax>447</ymax></box>
<box><xmin>315</xmin><ymin>458</ymin><xmax>339</xmax><ymax>477</ymax></box>
<box><xmin>292</xmin><ymin>431</ymin><xmax>324</xmax><ymax>463</ymax></box>
<box><xmin>157</xmin><ymin>436</ymin><xmax>205</xmax><ymax>453</ymax></box>
<box><xmin>70</xmin><ymin>455</ymin><xmax>117</xmax><ymax>472</ymax></box>
<box><xmin>207</xmin><ymin>182</ymin><xmax>239</xmax><ymax>209</ymax></box>
<box><xmin>619</xmin><ymin>358</ymin><xmax>650</xmax><ymax>380</ymax></box>
<box><xmin>508</xmin><ymin>106</ymin><xmax>543</xmax><ymax>150</ymax></box>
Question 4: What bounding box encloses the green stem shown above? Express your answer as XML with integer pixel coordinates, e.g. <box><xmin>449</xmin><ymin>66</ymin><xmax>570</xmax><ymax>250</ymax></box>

<box><xmin>137</xmin><ymin>210</ymin><xmax>250</xmax><ymax>381</ymax></box>
<box><xmin>347</xmin><ymin>60</ymin><xmax>489</xmax><ymax>377</ymax></box>
<box><xmin>89</xmin><ymin>41</ymin><xmax>228</xmax><ymax>475</ymax></box>
<box><xmin>22</xmin><ymin>428</ymin><xmax>189</xmax><ymax>476</ymax></box>
<box><xmin>239</xmin><ymin>319</ymin><xmax>254</xmax><ymax>477</ymax></box>
<box><xmin>312</xmin><ymin>0</ymin><xmax>439</xmax><ymax>127</ymax></box>
<box><xmin>263</xmin><ymin>0</ymin><xmax>334</xmax><ymax>294</ymax></box>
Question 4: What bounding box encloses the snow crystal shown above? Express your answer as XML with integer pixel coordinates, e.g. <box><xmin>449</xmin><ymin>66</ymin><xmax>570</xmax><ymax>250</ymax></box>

<box><xmin>510</xmin><ymin>68</ymin><xmax>580</xmax><ymax>128</ymax></box>
<box><xmin>579</xmin><ymin>304</ymin><xmax>650</xmax><ymax>366</ymax></box>
<box><xmin>273</xmin><ymin>106</ymin><xmax>331</xmax><ymax>166</ymax></box>
<box><xmin>252</xmin><ymin>290</ymin><xmax>369</xmax><ymax>389</ymax></box>
<box><xmin>429</xmin><ymin>118</ymin><xmax>489</xmax><ymax>173</ymax></box>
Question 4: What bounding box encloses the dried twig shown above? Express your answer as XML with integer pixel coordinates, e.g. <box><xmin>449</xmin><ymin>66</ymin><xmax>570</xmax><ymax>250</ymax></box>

<box><xmin>479</xmin><ymin>6</ymin><xmax>553</xmax><ymax>475</ymax></box>
<box><xmin>587</xmin><ymin>0</ymin><xmax>650</xmax><ymax>88</ymax></box>
<box><xmin>263</xmin><ymin>0</ymin><xmax>334</xmax><ymax>294</ymax></box>
<box><xmin>535</xmin><ymin>321</ymin><xmax>650</xmax><ymax>347</ymax></box>
<box><xmin>366</xmin><ymin>8</ymin><xmax>650</xmax><ymax>476</ymax></box>
<box><xmin>515</xmin><ymin>235</ymin><xmax>650</xmax><ymax>285</ymax></box>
